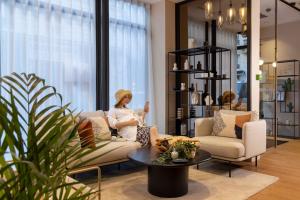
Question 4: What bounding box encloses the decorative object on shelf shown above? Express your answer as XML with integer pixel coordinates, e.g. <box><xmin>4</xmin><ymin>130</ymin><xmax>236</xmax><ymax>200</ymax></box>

<box><xmin>222</xmin><ymin>91</ymin><xmax>236</xmax><ymax>105</ymax></box>
<box><xmin>190</xmin><ymin>106</ymin><xmax>196</xmax><ymax>118</ymax></box>
<box><xmin>256</xmin><ymin>70</ymin><xmax>263</xmax><ymax>81</ymax></box>
<box><xmin>202</xmin><ymin>83</ymin><xmax>209</xmax><ymax>105</ymax></box>
<box><xmin>191</xmin><ymin>84</ymin><xmax>201</xmax><ymax>105</ymax></box>
<box><xmin>196</xmin><ymin>61</ymin><xmax>202</xmax><ymax>70</ymax></box>
<box><xmin>177</xmin><ymin>108</ymin><xmax>183</xmax><ymax>119</ymax></box>
<box><xmin>272</xmin><ymin>61</ymin><xmax>277</xmax><ymax>68</ymax></box>
<box><xmin>226</xmin><ymin>0</ymin><xmax>236</xmax><ymax>25</ymax></box>
<box><xmin>276</xmin><ymin>91</ymin><xmax>285</xmax><ymax>102</ymax></box>
<box><xmin>217</xmin><ymin>0</ymin><xmax>224</xmax><ymax>29</ymax></box>
<box><xmin>173</xmin><ymin>62</ymin><xmax>178</xmax><ymax>71</ymax></box>
<box><xmin>180</xmin><ymin>123</ymin><xmax>187</xmax><ymax>136</ymax></box>
<box><xmin>285</xmin><ymin>120</ymin><xmax>290</xmax><ymax>125</ymax></box>
<box><xmin>171</xmin><ymin>148</ymin><xmax>179</xmax><ymax>160</ymax></box>
<box><xmin>201</xmin><ymin>72</ymin><xmax>209</xmax><ymax>78</ymax></box>
<box><xmin>184</xmin><ymin>59</ymin><xmax>189</xmax><ymax>70</ymax></box>
<box><xmin>154</xmin><ymin>139</ymin><xmax>199</xmax><ymax>164</ymax></box>
<box><xmin>188</xmin><ymin>38</ymin><xmax>196</xmax><ymax>48</ymax></box>
<box><xmin>239</xmin><ymin>0</ymin><xmax>247</xmax><ymax>24</ymax></box>
<box><xmin>287</xmin><ymin>102</ymin><xmax>294</xmax><ymax>112</ymax></box>
<box><xmin>189</xmin><ymin>83</ymin><xmax>195</xmax><ymax>92</ymax></box>
<box><xmin>282</xmin><ymin>78</ymin><xmax>294</xmax><ymax>92</ymax></box>
<box><xmin>222</xmin><ymin>74</ymin><xmax>227</xmax><ymax>79</ymax></box>
<box><xmin>180</xmin><ymin>83</ymin><xmax>186</xmax><ymax>91</ymax></box>
<box><xmin>205</xmin><ymin>95</ymin><xmax>213</xmax><ymax>106</ymax></box>
<box><xmin>209</xmin><ymin>71</ymin><xmax>215</xmax><ymax>78</ymax></box>
<box><xmin>204</xmin><ymin>0</ymin><xmax>213</xmax><ymax>20</ymax></box>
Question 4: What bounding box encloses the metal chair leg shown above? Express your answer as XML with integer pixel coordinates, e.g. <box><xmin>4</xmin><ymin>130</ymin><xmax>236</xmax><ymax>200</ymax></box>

<box><xmin>228</xmin><ymin>161</ymin><xmax>232</xmax><ymax>178</ymax></box>
<box><xmin>255</xmin><ymin>156</ymin><xmax>258</xmax><ymax>167</ymax></box>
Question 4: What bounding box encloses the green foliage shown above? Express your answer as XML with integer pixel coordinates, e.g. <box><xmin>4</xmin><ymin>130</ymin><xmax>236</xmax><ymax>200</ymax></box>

<box><xmin>0</xmin><ymin>73</ymin><xmax>108</xmax><ymax>200</ymax></box>
<box><xmin>282</xmin><ymin>78</ymin><xmax>294</xmax><ymax>92</ymax></box>
<box><xmin>287</xmin><ymin>102</ymin><xmax>294</xmax><ymax>112</ymax></box>
<box><xmin>154</xmin><ymin>141</ymin><xmax>197</xmax><ymax>164</ymax></box>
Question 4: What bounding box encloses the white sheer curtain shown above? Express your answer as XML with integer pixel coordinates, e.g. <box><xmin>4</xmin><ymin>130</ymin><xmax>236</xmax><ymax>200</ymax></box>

<box><xmin>109</xmin><ymin>0</ymin><xmax>155</xmax><ymax>123</ymax></box>
<box><xmin>0</xmin><ymin>0</ymin><xmax>96</xmax><ymax>112</ymax></box>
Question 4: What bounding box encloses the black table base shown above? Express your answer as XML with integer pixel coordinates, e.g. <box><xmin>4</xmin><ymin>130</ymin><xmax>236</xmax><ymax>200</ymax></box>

<box><xmin>148</xmin><ymin>165</ymin><xmax>189</xmax><ymax>198</ymax></box>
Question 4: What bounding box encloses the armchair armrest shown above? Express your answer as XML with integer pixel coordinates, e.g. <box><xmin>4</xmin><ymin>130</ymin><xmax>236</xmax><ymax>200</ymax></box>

<box><xmin>195</xmin><ymin>117</ymin><xmax>214</xmax><ymax>137</ymax></box>
<box><xmin>69</xmin><ymin>166</ymin><xmax>101</xmax><ymax>200</ymax></box>
<box><xmin>242</xmin><ymin>120</ymin><xmax>266</xmax><ymax>159</ymax></box>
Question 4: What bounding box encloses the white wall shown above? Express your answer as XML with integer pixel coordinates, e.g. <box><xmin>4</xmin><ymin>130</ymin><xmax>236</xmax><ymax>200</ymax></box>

<box><xmin>151</xmin><ymin>0</ymin><xmax>175</xmax><ymax>134</ymax></box>
<box><xmin>251</xmin><ymin>0</ymin><xmax>260</xmax><ymax>112</ymax></box>
<box><xmin>261</xmin><ymin>20</ymin><xmax>300</xmax><ymax>62</ymax></box>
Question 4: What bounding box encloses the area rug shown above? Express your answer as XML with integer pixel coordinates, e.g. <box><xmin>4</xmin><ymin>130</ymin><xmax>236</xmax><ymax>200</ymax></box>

<box><xmin>87</xmin><ymin>164</ymin><xmax>278</xmax><ymax>200</ymax></box>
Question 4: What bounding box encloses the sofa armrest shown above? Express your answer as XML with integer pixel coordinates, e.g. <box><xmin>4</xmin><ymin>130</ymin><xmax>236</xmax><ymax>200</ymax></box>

<box><xmin>195</xmin><ymin>118</ymin><xmax>214</xmax><ymax>137</ymax></box>
<box><xmin>242</xmin><ymin>120</ymin><xmax>266</xmax><ymax>159</ymax></box>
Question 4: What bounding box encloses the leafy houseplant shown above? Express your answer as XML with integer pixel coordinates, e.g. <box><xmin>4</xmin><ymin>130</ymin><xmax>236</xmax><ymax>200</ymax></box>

<box><xmin>282</xmin><ymin>78</ymin><xmax>294</xmax><ymax>92</ymax></box>
<box><xmin>0</xmin><ymin>73</ymin><xmax>108</xmax><ymax>199</ymax></box>
<box><xmin>287</xmin><ymin>102</ymin><xmax>294</xmax><ymax>112</ymax></box>
<box><xmin>154</xmin><ymin>139</ymin><xmax>198</xmax><ymax>164</ymax></box>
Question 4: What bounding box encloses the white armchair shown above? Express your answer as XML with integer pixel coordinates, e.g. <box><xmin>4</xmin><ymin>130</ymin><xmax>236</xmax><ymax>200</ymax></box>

<box><xmin>194</xmin><ymin>116</ymin><xmax>267</xmax><ymax>177</ymax></box>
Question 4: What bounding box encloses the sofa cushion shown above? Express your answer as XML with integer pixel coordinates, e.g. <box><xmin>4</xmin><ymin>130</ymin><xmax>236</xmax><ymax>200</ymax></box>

<box><xmin>196</xmin><ymin>136</ymin><xmax>245</xmax><ymax>159</ymax></box>
<box><xmin>77</xmin><ymin>141</ymin><xmax>141</xmax><ymax>166</ymax></box>
<box><xmin>235</xmin><ymin>114</ymin><xmax>251</xmax><ymax>139</ymax></box>
<box><xmin>219</xmin><ymin>109</ymin><xmax>259</xmax><ymax>121</ymax></box>
<box><xmin>212</xmin><ymin>111</ymin><xmax>226</xmax><ymax>136</ymax></box>
<box><xmin>89</xmin><ymin>116</ymin><xmax>111</xmax><ymax>141</ymax></box>
<box><xmin>216</xmin><ymin>112</ymin><xmax>237</xmax><ymax>138</ymax></box>
<box><xmin>78</xmin><ymin>120</ymin><xmax>96</xmax><ymax>148</ymax></box>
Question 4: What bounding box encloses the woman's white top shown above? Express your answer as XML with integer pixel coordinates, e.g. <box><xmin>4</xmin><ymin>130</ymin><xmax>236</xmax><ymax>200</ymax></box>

<box><xmin>107</xmin><ymin>107</ymin><xmax>144</xmax><ymax>141</ymax></box>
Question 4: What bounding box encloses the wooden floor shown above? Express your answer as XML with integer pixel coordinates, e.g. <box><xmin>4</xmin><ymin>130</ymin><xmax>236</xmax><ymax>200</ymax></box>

<box><xmin>242</xmin><ymin>139</ymin><xmax>300</xmax><ymax>200</ymax></box>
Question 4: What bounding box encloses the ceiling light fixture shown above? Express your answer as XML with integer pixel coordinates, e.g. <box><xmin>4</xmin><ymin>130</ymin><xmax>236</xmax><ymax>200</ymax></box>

<box><xmin>204</xmin><ymin>0</ymin><xmax>213</xmax><ymax>20</ymax></box>
<box><xmin>239</xmin><ymin>1</ymin><xmax>247</xmax><ymax>24</ymax></box>
<box><xmin>217</xmin><ymin>0</ymin><xmax>224</xmax><ymax>29</ymax></box>
<box><xmin>226</xmin><ymin>0</ymin><xmax>236</xmax><ymax>24</ymax></box>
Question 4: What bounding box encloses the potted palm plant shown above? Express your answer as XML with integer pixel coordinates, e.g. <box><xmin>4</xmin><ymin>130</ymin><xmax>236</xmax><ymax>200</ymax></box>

<box><xmin>0</xmin><ymin>73</ymin><xmax>108</xmax><ymax>199</ymax></box>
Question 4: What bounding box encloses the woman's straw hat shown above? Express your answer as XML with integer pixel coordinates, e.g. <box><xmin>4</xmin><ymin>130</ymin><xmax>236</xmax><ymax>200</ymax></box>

<box><xmin>115</xmin><ymin>89</ymin><xmax>132</xmax><ymax>106</ymax></box>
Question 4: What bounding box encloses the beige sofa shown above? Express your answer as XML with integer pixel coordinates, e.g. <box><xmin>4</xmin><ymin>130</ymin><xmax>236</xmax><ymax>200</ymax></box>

<box><xmin>194</xmin><ymin>110</ymin><xmax>267</xmax><ymax>177</ymax></box>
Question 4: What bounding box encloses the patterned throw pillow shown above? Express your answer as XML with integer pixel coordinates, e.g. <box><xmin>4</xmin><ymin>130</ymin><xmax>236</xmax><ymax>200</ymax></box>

<box><xmin>78</xmin><ymin>120</ymin><xmax>96</xmax><ymax>148</ymax></box>
<box><xmin>88</xmin><ymin>116</ymin><xmax>112</xmax><ymax>141</ymax></box>
<box><xmin>212</xmin><ymin>111</ymin><xmax>226</xmax><ymax>136</ymax></box>
<box><xmin>136</xmin><ymin>126</ymin><xmax>151</xmax><ymax>147</ymax></box>
<box><xmin>235</xmin><ymin>114</ymin><xmax>251</xmax><ymax>139</ymax></box>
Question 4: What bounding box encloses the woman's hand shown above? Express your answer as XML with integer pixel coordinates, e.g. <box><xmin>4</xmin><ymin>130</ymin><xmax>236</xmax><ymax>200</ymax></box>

<box><xmin>144</xmin><ymin>101</ymin><xmax>150</xmax><ymax>113</ymax></box>
<box><xmin>127</xmin><ymin>118</ymin><xmax>139</xmax><ymax>126</ymax></box>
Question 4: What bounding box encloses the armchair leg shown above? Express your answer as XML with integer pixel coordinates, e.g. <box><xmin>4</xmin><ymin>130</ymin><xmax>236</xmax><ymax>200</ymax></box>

<box><xmin>97</xmin><ymin>166</ymin><xmax>102</xmax><ymax>200</ymax></box>
<box><xmin>255</xmin><ymin>156</ymin><xmax>258</xmax><ymax>167</ymax></box>
<box><xmin>228</xmin><ymin>162</ymin><xmax>232</xmax><ymax>178</ymax></box>
<box><xmin>197</xmin><ymin>164</ymin><xmax>199</xmax><ymax>170</ymax></box>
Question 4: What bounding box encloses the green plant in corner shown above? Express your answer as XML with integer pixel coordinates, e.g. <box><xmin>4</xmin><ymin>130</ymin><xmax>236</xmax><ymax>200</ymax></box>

<box><xmin>0</xmin><ymin>73</ymin><xmax>109</xmax><ymax>200</ymax></box>
<box><xmin>287</xmin><ymin>102</ymin><xmax>294</xmax><ymax>113</ymax></box>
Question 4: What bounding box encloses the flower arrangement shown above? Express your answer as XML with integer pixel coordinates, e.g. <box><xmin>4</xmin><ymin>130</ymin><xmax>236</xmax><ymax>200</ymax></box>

<box><xmin>154</xmin><ymin>137</ymin><xmax>199</xmax><ymax>164</ymax></box>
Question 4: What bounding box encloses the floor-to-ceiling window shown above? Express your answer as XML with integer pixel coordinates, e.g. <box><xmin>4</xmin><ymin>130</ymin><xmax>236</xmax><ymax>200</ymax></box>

<box><xmin>0</xmin><ymin>0</ymin><xmax>96</xmax><ymax>111</ymax></box>
<box><xmin>109</xmin><ymin>0</ymin><xmax>150</xmax><ymax>110</ymax></box>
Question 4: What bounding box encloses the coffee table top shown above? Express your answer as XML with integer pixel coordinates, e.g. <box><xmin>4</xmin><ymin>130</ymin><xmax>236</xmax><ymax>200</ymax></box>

<box><xmin>128</xmin><ymin>147</ymin><xmax>211</xmax><ymax>168</ymax></box>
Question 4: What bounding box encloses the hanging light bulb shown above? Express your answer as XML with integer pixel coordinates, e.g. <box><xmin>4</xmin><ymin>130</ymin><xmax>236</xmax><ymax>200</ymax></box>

<box><xmin>226</xmin><ymin>0</ymin><xmax>236</xmax><ymax>24</ymax></box>
<box><xmin>217</xmin><ymin>0</ymin><xmax>224</xmax><ymax>29</ymax></box>
<box><xmin>272</xmin><ymin>61</ymin><xmax>277</xmax><ymax>68</ymax></box>
<box><xmin>204</xmin><ymin>0</ymin><xmax>213</xmax><ymax>20</ymax></box>
<box><xmin>217</xmin><ymin>11</ymin><xmax>224</xmax><ymax>29</ymax></box>
<box><xmin>239</xmin><ymin>2</ymin><xmax>247</xmax><ymax>24</ymax></box>
<box><xmin>259</xmin><ymin>58</ymin><xmax>265</xmax><ymax>66</ymax></box>
<box><xmin>241</xmin><ymin>23</ymin><xmax>247</xmax><ymax>36</ymax></box>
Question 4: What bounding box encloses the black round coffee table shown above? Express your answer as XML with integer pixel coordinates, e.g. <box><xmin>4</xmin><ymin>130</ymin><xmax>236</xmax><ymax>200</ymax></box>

<box><xmin>128</xmin><ymin>147</ymin><xmax>211</xmax><ymax>198</ymax></box>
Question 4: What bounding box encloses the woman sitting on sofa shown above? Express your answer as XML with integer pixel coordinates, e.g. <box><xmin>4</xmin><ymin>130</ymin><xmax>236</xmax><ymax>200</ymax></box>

<box><xmin>107</xmin><ymin>89</ymin><xmax>159</xmax><ymax>147</ymax></box>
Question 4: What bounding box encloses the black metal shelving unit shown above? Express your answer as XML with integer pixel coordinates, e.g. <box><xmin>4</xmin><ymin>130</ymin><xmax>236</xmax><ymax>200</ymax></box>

<box><xmin>260</xmin><ymin>60</ymin><xmax>300</xmax><ymax>140</ymax></box>
<box><xmin>167</xmin><ymin>45</ymin><xmax>232</xmax><ymax>137</ymax></box>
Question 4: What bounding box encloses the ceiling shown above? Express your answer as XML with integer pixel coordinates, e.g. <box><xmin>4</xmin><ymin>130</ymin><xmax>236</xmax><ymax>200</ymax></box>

<box><xmin>260</xmin><ymin>0</ymin><xmax>300</xmax><ymax>27</ymax></box>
